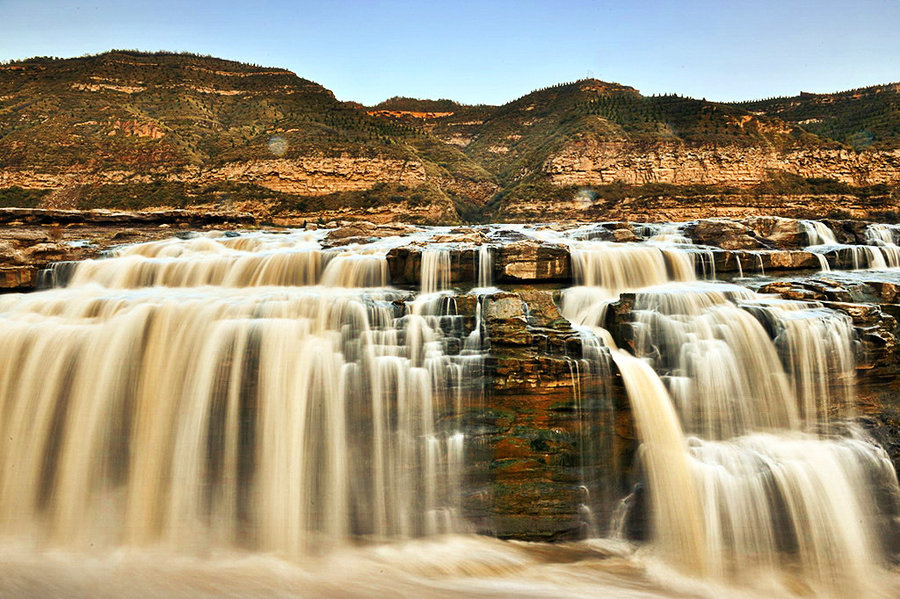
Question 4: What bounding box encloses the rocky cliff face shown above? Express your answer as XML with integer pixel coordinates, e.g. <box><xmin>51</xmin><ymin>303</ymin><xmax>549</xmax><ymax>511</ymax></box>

<box><xmin>544</xmin><ymin>141</ymin><xmax>900</xmax><ymax>187</ymax></box>
<box><xmin>0</xmin><ymin>157</ymin><xmax>427</xmax><ymax>195</ymax></box>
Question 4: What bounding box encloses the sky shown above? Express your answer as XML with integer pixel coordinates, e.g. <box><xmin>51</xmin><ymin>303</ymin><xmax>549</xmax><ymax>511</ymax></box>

<box><xmin>1</xmin><ymin>0</ymin><xmax>898</xmax><ymax>106</ymax></box>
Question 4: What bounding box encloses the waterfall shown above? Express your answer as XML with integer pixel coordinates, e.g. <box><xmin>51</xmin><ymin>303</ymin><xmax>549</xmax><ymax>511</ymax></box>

<box><xmin>0</xmin><ymin>233</ymin><xmax>480</xmax><ymax>556</ymax></box>
<box><xmin>3</xmin><ymin>220</ymin><xmax>900</xmax><ymax>598</ymax></box>
<box><xmin>611</xmin><ymin>351</ymin><xmax>708</xmax><ymax>575</ymax></box>
<box><xmin>866</xmin><ymin>224</ymin><xmax>900</xmax><ymax>268</ymax></box>
<box><xmin>866</xmin><ymin>223</ymin><xmax>900</xmax><ymax>246</ymax></box>
<box><xmin>51</xmin><ymin>231</ymin><xmax>399</xmax><ymax>288</ymax></box>
<box><xmin>476</xmin><ymin>245</ymin><xmax>492</xmax><ymax>289</ymax></box>
<box><xmin>802</xmin><ymin>222</ymin><xmax>900</xmax><ymax>271</ymax></box>
<box><xmin>560</xmin><ymin>241</ymin><xmax>696</xmax><ymax>327</ymax></box>
<box><xmin>420</xmin><ymin>247</ymin><xmax>451</xmax><ymax>294</ymax></box>
<box><xmin>802</xmin><ymin>220</ymin><xmax>838</xmax><ymax>246</ymax></box>
<box><xmin>565</xmin><ymin>240</ymin><xmax>899</xmax><ymax>595</ymax></box>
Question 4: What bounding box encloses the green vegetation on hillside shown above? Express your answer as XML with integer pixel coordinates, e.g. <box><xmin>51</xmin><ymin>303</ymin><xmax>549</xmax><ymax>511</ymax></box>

<box><xmin>2</xmin><ymin>52</ymin><xmax>899</xmax><ymax>221</ymax></box>
<box><xmin>0</xmin><ymin>187</ymin><xmax>50</xmax><ymax>208</ymax></box>
<box><xmin>0</xmin><ymin>50</ymin><xmax>495</xmax><ymax>211</ymax></box>
<box><xmin>736</xmin><ymin>85</ymin><xmax>900</xmax><ymax>150</ymax></box>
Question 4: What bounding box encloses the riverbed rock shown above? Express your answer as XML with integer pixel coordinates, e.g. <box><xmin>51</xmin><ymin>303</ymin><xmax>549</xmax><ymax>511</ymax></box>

<box><xmin>0</xmin><ymin>266</ymin><xmax>37</xmax><ymax>289</ymax></box>
<box><xmin>684</xmin><ymin>219</ymin><xmax>766</xmax><ymax>250</ymax></box>
<box><xmin>464</xmin><ymin>289</ymin><xmax>635</xmax><ymax>540</ymax></box>
<box><xmin>711</xmin><ymin>249</ymin><xmax>822</xmax><ymax>274</ymax></box>
<box><xmin>741</xmin><ymin>216</ymin><xmax>808</xmax><ymax>248</ymax></box>
<box><xmin>495</xmin><ymin>241</ymin><xmax>570</xmax><ymax>282</ymax></box>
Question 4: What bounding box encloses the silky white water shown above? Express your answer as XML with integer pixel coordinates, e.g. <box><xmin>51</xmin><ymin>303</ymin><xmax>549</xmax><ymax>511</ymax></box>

<box><xmin>560</xmin><ymin>235</ymin><xmax>900</xmax><ymax>597</ymax></box>
<box><xmin>0</xmin><ymin>230</ymin><xmax>483</xmax><ymax>562</ymax></box>
<box><xmin>1</xmin><ymin>224</ymin><xmax>899</xmax><ymax>598</ymax></box>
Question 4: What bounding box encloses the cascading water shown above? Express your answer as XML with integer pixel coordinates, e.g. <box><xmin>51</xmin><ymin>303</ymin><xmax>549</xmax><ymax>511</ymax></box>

<box><xmin>420</xmin><ymin>246</ymin><xmax>451</xmax><ymax>294</ymax></box>
<box><xmin>867</xmin><ymin>223</ymin><xmax>900</xmax><ymax>267</ymax></box>
<box><xmin>567</xmin><ymin>246</ymin><xmax>900</xmax><ymax>596</ymax></box>
<box><xmin>0</xmin><ymin>231</ymin><xmax>479</xmax><ymax>559</ymax></box>
<box><xmin>802</xmin><ymin>220</ymin><xmax>900</xmax><ymax>270</ymax></box>
<box><xmin>2</xmin><ymin>221</ymin><xmax>899</xmax><ymax>599</ymax></box>
<box><xmin>802</xmin><ymin>220</ymin><xmax>838</xmax><ymax>246</ymax></box>
<box><xmin>476</xmin><ymin>244</ymin><xmax>493</xmax><ymax>289</ymax></box>
<box><xmin>560</xmin><ymin>240</ymin><xmax>697</xmax><ymax>327</ymax></box>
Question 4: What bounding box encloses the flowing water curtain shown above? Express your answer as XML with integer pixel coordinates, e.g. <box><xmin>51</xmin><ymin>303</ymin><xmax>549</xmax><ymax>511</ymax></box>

<box><xmin>802</xmin><ymin>220</ymin><xmax>839</xmax><ymax>246</ymax></box>
<box><xmin>0</xmin><ymin>235</ymin><xmax>479</xmax><ymax>556</ymax></box>
<box><xmin>561</xmin><ymin>241</ymin><xmax>697</xmax><ymax>327</ymax></box>
<box><xmin>559</xmin><ymin>238</ymin><xmax>900</xmax><ymax>595</ymax></box>
<box><xmin>610</xmin><ymin>323</ymin><xmax>899</xmax><ymax>595</ymax></box>
<box><xmin>866</xmin><ymin>223</ymin><xmax>900</xmax><ymax>267</ymax></box>
<box><xmin>476</xmin><ymin>245</ymin><xmax>493</xmax><ymax>289</ymax></box>
<box><xmin>572</xmin><ymin>331</ymin><xmax>619</xmax><ymax>537</ymax></box>
<box><xmin>802</xmin><ymin>221</ymin><xmax>900</xmax><ymax>270</ymax></box>
<box><xmin>57</xmin><ymin>231</ymin><xmax>392</xmax><ymax>288</ymax></box>
<box><xmin>420</xmin><ymin>247</ymin><xmax>452</xmax><ymax>294</ymax></box>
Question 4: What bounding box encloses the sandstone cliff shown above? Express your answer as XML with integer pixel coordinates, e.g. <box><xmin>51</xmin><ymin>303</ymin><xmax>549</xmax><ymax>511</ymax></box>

<box><xmin>544</xmin><ymin>142</ymin><xmax>900</xmax><ymax>188</ymax></box>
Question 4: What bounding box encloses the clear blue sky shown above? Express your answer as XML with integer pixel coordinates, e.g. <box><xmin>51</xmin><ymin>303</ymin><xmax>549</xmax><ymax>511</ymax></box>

<box><xmin>1</xmin><ymin>0</ymin><xmax>898</xmax><ymax>105</ymax></box>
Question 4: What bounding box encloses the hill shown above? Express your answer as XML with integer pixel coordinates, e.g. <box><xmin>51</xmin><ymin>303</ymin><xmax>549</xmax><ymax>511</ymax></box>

<box><xmin>1</xmin><ymin>52</ymin><xmax>899</xmax><ymax>223</ymax></box>
<box><xmin>0</xmin><ymin>51</ymin><xmax>496</xmax><ymax>223</ymax></box>
<box><xmin>735</xmin><ymin>84</ymin><xmax>900</xmax><ymax>150</ymax></box>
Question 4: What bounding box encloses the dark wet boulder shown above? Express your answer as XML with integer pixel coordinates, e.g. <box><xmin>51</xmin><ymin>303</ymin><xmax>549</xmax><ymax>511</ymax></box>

<box><xmin>385</xmin><ymin>246</ymin><xmax>477</xmax><ymax>287</ymax></box>
<box><xmin>711</xmin><ymin>249</ymin><xmax>822</xmax><ymax>274</ymax></box>
<box><xmin>822</xmin><ymin>219</ymin><xmax>872</xmax><ymax>245</ymax></box>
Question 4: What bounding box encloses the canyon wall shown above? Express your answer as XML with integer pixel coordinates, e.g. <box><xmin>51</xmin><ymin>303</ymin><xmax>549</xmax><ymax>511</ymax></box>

<box><xmin>0</xmin><ymin>157</ymin><xmax>428</xmax><ymax>196</ymax></box>
<box><xmin>544</xmin><ymin>141</ymin><xmax>900</xmax><ymax>187</ymax></box>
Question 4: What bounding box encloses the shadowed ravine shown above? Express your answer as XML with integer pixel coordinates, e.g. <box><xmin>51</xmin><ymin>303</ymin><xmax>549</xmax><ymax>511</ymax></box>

<box><xmin>0</xmin><ymin>220</ymin><xmax>899</xmax><ymax>598</ymax></box>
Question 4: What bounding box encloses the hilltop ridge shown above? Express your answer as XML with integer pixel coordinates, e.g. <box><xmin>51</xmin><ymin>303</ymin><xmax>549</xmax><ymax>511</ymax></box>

<box><xmin>1</xmin><ymin>51</ymin><xmax>899</xmax><ymax>223</ymax></box>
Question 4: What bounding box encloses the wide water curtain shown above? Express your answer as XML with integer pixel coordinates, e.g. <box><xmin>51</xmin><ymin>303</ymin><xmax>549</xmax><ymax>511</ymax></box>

<box><xmin>0</xmin><ymin>231</ymin><xmax>474</xmax><ymax>555</ymax></box>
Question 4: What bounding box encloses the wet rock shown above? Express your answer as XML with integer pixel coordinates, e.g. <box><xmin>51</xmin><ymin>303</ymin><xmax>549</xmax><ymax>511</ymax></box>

<box><xmin>599</xmin><ymin>293</ymin><xmax>637</xmax><ymax>352</ymax></box>
<box><xmin>469</xmin><ymin>289</ymin><xmax>609</xmax><ymax>540</ymax></box>
<box><xmin>385</xmin><ymin>246</ymin><xmax>478</xmax><ymax>287</ymax></box>
<box><xmin>684</xmin><ymin>219</ymin><xmax>766</xmax><ymax>250</ymax></box>
<box><xmin>433</xmin><ymin>230</ymin><xmax>487</xmax><ymax>244</ymax></box>
<box><xmin>0</xmin><ymin>266</ymin><xmax>37</xmax><ymax>289</ymax></box>
<box><xmin>485</xmin><ymin>293</ymin><xmax>531</xmax><ymax>345</ymax></box>
<box><xmin>757</xmin><ymin>277</ymin><xmax>870</xmax><ymax>303</ymax></box>
<box><xmin>712</xmin><ymin>249</ymin><xmax>822</xmax><ymax>274</ymax></box>
<box><xmin>822</xmin><ymin>219</ymin><xmax>871</xmax><ymax>245</ymax></box>
<box><xmin>741</xmin><ymin>216</ymin><xmax>807</xmax><ymax>249</ymax></box>
<box><xmin>495</xmin><ymin>241</ymin><xmax>570</xmax><ymax>282</ymax></box>
<box><xmin>611</xmin><ymin>228</ymin><xmax>640</xmax><ymax>243</ymax></box>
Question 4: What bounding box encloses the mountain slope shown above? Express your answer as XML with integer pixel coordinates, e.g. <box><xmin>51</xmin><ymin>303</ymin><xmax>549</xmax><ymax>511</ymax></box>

<box><xmin>2</xmin><ymin>52</ymin><xmax>899</xmax><ymax>223</ymax></box>
<box><xmin>735</xmin><ymin>84</ymin><xmax>900</xmax><ymax>150</ymax></box>
<box><xmin>0</xmin><ymin>51</ymin><xmax>497</xmax><ymax>222</ymax></box>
